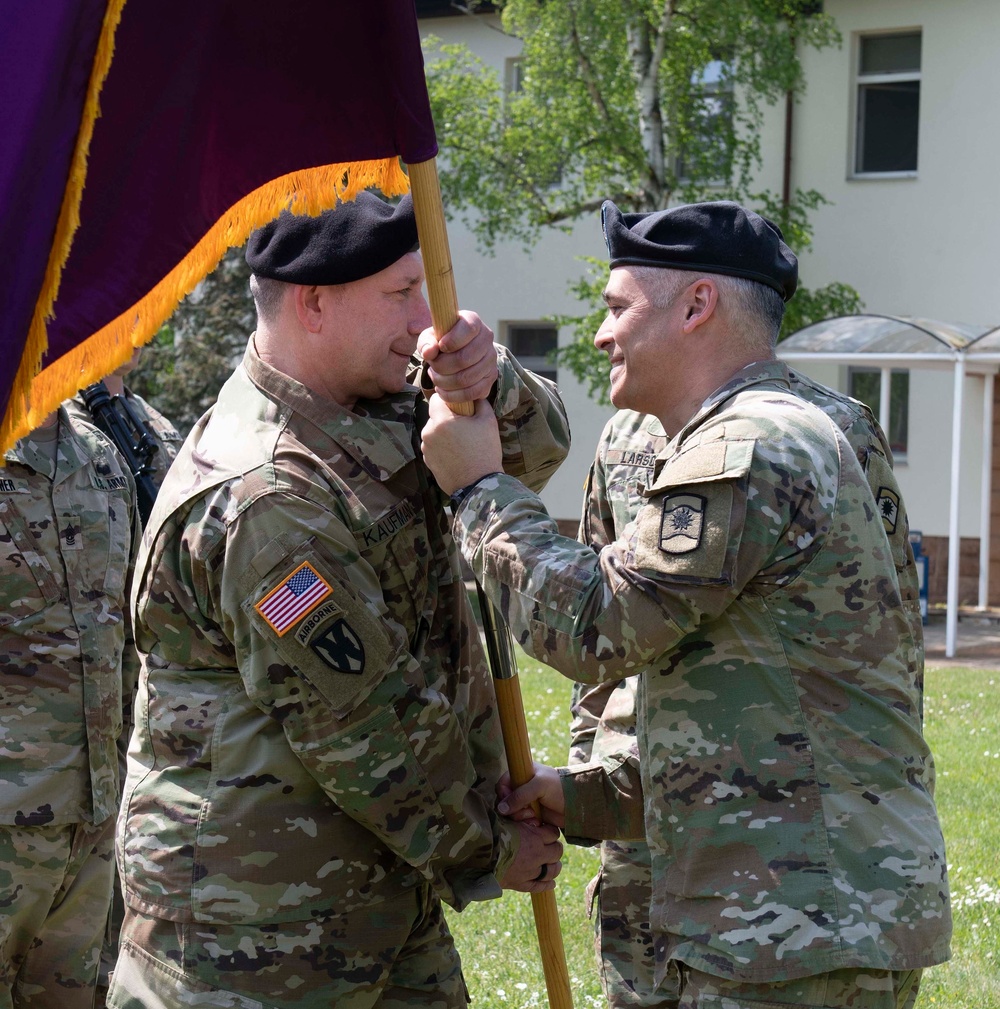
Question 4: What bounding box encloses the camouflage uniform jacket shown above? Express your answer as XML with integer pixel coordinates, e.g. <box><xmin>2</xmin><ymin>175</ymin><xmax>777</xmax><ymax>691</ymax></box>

<box><xmin>66</xmin><ymin>386</ymin><xmax>183</xmax><ymax>491</ymax></box>
<box><xmin>122</xmin><ymin>339</ymin><xmax>571</xmax><ymax>926</ymax></box>
<box><xmin>454</xmin><ymin>360</ymin><xmax>950</xmax><ymax>982</ymax></box>
<box><xmin>569</xmin><ymin>373</ymin><xmax>924</xmax><ymax>767</ymax></box>
<box><xmin>0</xmin><ymin>407</ymin><xmax>137</xmax><ymax>826</ymax></box>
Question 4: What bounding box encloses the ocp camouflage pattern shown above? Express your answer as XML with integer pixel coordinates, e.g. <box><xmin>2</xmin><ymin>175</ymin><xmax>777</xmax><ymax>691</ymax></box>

<box><xmin>566</xmin><ymin>373</ymin><xmax>930</xmax><ymax>1002</ymax></box>
<box><xmin>121</xmin><ymin>340</ymin><xmax>571</xmax><ymax>936</ymax></box>
<box><xmin>456</xmin><ymin>360</ymin><xmax>950</xmax><ymax>983</ymax></box>
<box><xmin>0</xmin><ymin>406</ymin><xmax>137</xmax><ymax>826</ymax></box>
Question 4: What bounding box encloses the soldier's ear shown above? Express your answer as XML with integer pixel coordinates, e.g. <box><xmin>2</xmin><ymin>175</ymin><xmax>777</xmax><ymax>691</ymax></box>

<box><xmin>293</xmin><ymin>285</ymin><xmax>324</xmax><ymax>334</ymax></box>
<box><xmin>680</xmin><ymin>279</ymin><xmax>718</xmax><ymax>335</ymax></box>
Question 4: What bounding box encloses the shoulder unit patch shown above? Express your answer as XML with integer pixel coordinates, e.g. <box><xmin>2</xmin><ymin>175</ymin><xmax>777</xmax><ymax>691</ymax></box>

<box><xmin>876</xmin><ymin>486</ymin><xmax>900</xmax><ymax>534</ymax></box>
<box><xmin>659</xmin><ymin>493</ymin><xmax>706</xmax><ymax>554</ymax></box>
<box><xmin>309</xmin><ymin>618</ymin><xmax>366</xmax><ymax>674</ymax></box>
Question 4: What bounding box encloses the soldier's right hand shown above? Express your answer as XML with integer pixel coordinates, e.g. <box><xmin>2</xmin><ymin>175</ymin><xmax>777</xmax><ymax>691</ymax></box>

<box><xmin>500</xmin><ymin>819</ymin><xmax>564</xmax><ymax>893</ymax></box>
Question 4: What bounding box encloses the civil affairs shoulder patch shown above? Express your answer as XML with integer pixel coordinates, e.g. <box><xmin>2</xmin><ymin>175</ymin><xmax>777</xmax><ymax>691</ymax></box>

<box><xmin>254</xmin><ymin>560</ymin><xmax>333</xmax><ymax>636</ymax></box>
<box><xmin>876</xmin><ymin>486</ymin><xmax>900</xmax><ymax>534</ymax></box>
<box><xmin>659</xmin><ymin>493</ymin><xmax>706</xmax><ymax>554</ymax></box>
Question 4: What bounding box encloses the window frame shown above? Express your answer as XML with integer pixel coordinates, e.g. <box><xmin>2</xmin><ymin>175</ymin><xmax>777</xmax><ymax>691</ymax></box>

<box><xmin>503</xmin><ymin>321</ymin><xmax>559</xmax><ymax>384</ymax></box>
<box><xmin>849</xmin><ymin>28</ymin><xmax>922</xmax><ymax>181</ymax></box>
<box><xmin>847</xmin><ymin>365</ymin><xmax>910</xmax><ymax>460</ymax></box>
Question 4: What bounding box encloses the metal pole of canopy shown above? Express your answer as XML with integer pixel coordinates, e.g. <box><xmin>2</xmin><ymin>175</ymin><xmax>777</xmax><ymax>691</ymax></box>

<box><xmin>407</xmin><ymin>156</ymin><xmax>574</xmax><ymax>1009</ymax></box>
<box><xmin>946</xmin><ymin>356</ymin><xmax>965</xmax><ymax>658</ymax></box>
<box><xmin>978</xmin><ymin>373</ymin><xmax>994</xmax><ymax>610</ymax></box>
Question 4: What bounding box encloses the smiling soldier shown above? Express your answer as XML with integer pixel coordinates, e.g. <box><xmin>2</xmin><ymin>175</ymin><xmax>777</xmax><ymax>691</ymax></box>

<box><xmin>110</xmin><ymin>193</ymin><xmax>569</xmax><ymax>1009</ymax></box>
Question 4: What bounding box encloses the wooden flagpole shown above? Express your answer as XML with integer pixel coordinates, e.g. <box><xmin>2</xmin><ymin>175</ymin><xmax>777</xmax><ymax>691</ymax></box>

<box><xmin>407</xmin><ymin>156</ymin><xmax>573</xmax><ymax>1009</ymax></box>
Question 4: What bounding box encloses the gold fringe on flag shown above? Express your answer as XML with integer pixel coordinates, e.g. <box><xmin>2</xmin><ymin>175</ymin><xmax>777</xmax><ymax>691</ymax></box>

<box><xmin>1</xmin><ymin>0</ymin><xmax>128</xmax><ymax>454</ymax></box>
<box><xmin>9</xmin><ymin>158</ymin><xmax>410</xmax><ymax>445</ymax></box>
<box><xmin>0</xmin><ymin>0</ymin><xmax>413</xmax><ymax>453</ymax></box>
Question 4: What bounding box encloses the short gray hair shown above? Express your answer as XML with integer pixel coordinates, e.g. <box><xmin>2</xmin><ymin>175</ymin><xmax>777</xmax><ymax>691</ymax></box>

<box><xmin>249</xmin><ymin>274</ymin><xmax>290</xmax><ymax>324</ymax></box>
<box><xmin>630</xmin><ymin>266</ymin><xmax>784</xmax><ymax>352</ymax></box>
<box><xmin>630</xmin><ymin>266</ymin><xmax>691</xmax><ymax>310</ymax></box>
<box><xmin>713</xmin><ymin>273</ymin><xmax>785</xmax><ymax>351</ymax></box>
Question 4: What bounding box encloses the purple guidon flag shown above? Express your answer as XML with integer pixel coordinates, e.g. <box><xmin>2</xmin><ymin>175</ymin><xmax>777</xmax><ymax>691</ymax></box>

<box><xmin>0</xmin><ymin>0</ymin><xmax>438</xmax><ymax>451</ymax></box>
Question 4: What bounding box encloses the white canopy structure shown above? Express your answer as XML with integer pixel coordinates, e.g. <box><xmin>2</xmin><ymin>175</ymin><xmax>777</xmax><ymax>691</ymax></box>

<box><xmin>778</xmin><ymin>314</ymin><xmax>1000</xmax><ymax>658</ymax></box>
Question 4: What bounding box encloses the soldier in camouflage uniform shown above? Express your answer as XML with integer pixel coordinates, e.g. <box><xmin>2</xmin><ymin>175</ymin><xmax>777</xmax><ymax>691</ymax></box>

<box><xmin>109</xmin><ymin>193</ymin><xmax>569</xmax><ymax>1009</ymax></box>
<box><xmin>570</xmin><ymin>374</ymin><xmax>925</xmax><ymax>1008</ymax></box>
<box><xmin>422</xmin><ymin>200</ymin><xmax>950</xmax><ymax>1009</ymax></box>
<box><xmin>0</xmin><ymin>405</ymin><xmax>138</xmax><ymax>1007</ymax></box>
<box><xmin>65</xmin><ymin>348</ymin><xmax>183</xmax><ymax>1006</ymax></box>
<box><xmin>66</xmin><ymin>347</ymin><xmax>184</xmax><ymax>497</ymax></box>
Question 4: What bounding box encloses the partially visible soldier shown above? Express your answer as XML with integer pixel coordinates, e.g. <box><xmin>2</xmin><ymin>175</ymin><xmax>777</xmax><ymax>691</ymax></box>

<box><xmin>110</xmin><ymin>193</ymin><xmax>570</xmax><ymax>1009</ymax></box>
<box><xmin>0</xmin><ymin>403</ymin><xmax>138</xmax><ymax>1008</ymax></box>
<box><xmin>569</xmin><ymin>375</ymin><xmax>924</xmax><ymax>1008</ymax></box>
<box><xmin>66</xmin><ymin>347</ymin><xmax>183</xmax><ymax>505</ymax></box>
<box><xmin>102</xmin><ymin>348</ymin><xmax>183</xmax><ymax>487</ymax></box>
<box><xmin>65</xmin><ymin>347</ymin><xmax>183</xmax><ymax>1006</ymax></box>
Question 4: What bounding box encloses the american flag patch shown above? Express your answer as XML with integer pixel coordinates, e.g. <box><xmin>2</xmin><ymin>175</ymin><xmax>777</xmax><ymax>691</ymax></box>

<box><xmin>254</xmin><ymin>561</ymin><xmax>333</xmax><ymax>636</ymax></box>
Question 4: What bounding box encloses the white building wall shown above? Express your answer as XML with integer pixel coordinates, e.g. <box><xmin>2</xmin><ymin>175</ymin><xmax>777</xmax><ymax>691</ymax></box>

<box><xmin>421</xmin><ymin>15</ymin><xmax>615</xmax><ymax>522</ymax></box>
<box><xmin>766</xmin><ymin>0</ymin><xmax>1000</xmax><ymax>539</ymax></box>
<box><xmin>421</xmin><ymin>4</ymin><xmax>997</xmax><ymax>535</ymax></box>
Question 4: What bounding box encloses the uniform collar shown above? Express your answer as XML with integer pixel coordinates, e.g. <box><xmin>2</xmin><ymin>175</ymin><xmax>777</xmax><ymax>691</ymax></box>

<box><xmin>242</xmin><ymin>338</ymin><xmax>418</xmax><ymax>481</ymax></box>
<box><xmin>4</xmin><ymin>407</ymin><xmax>97</xmax><ymax>482</ymax></box>
<box><xmin>672</xmin><ymin>359</ymin><xmax>791</xmax><ymax>446</ymax></box>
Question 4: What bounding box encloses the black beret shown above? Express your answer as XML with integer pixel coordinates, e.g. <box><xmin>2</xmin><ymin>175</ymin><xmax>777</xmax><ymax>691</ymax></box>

<box><xmin>601</xmin><ymin>200</ymin><xmax>798</xmax><ymax>301</ymax></box>
<box><xmin>245</xmin><ymin>192</ymin><xmax>418</xmax><ymax>285</ymax></box>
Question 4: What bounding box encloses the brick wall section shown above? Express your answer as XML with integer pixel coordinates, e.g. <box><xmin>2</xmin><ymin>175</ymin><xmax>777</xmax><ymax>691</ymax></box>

<box><xmin>991</xmin><ymin>376</ymin><xmax>1000</xmax><ymax>606</ymax></box>
<box><xmin>920</xmin><ymin>535</ymin><xmax>983</xmax><ymax>606</ymax></box>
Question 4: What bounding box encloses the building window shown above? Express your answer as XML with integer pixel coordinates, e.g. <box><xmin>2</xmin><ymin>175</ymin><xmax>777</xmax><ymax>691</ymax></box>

<box><xmin>676</xmin><ymin>59</ymin><xmax>733</xmax><ymax>185</ymax></box>
<box><xmin>853</xmin><ymin>31</ymin><xmax>921</xmax><ymax>176</ymax></box>
<box><xmin>505</xmin><ymin>56</ymin><xmax>525</xmax><ymax>95</ymax></box>
<box><xmin>849</xmin><ymin>367</ymin><xmax>909</xmax><ymax>456</ymax></box>
<box><xmin>505</xmin><ymin>323</ymin><xmax>558</xmax><ymax>383</ymax></box>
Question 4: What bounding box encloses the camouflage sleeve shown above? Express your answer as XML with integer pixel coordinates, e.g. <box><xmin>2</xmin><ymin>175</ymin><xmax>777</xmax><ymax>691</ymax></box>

<box><xmin>208</xmin><ymin>493</ymin><xmax>511</xmax><ymax>910</ymax></box>
<box><xmin>491</xmin><ymin>344</ymin><xmax>571</xmax><ymax>493</ymax></box>
<box><xmin>559</xmin><ymin>744</ymin><xmax>646</xmax><ymax>842</ymax></box>
<box><xmin>568</xmin><ymin>423</ymin><xmax>618</xmax><ymax>765</ymax></box>
<box><xmin>118</xmin><ymin>490</ymin><xmax>143</xmax><ymax>787</ymax></box>
<box><xmin>452</xmin><ymin>420</ymin><xmax>838</xmax><ymax>685</ymax></box>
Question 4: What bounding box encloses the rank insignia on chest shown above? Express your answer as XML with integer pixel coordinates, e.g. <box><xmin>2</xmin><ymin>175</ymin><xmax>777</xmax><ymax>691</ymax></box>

<box><xmin>876</xmin><ymin>486</ymin><xmax>900</xmax><ymax>534</ymax></box>
<box><xmin>310</xmin><ymin>618</ymin><xmax>366</xmax><ymax>674</ymax></box>
<box><xmin>659</xmin><ymin>493</ymin><xmax>706</xmax><ymax>554</ymax></box>
<box><xmin>255</xmin><ymin>561</ymin><xmax>333</xmax><ymax>636</ymax></box>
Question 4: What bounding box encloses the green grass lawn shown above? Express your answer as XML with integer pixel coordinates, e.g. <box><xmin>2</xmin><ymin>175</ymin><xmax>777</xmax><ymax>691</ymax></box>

<box><xmin>446</xmin><ymin>659</ymin><xmax>999</xmax><ymax>1008</ymax></box>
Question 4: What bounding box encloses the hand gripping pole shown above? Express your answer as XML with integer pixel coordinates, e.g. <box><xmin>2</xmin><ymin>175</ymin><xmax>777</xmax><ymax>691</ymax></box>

<box><xmin>408</xmin><ymin>157</ymin><xmax>573</xmax><ymax>1009</ymax></box>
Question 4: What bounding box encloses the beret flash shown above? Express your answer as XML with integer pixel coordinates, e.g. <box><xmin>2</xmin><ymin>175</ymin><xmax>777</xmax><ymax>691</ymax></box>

<box><xmin>601</xmin><ymin>200</ymin><xmax>798</xmax><ymax>302</ymax></box>
<box><xmin>245</xmin><ymin>192</ymin><xmax>418</xmax><ymax>286</ymax></box>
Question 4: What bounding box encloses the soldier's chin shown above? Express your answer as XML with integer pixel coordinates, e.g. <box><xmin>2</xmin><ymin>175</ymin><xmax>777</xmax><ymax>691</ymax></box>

<box><xmin>608</xmin><ymin>372</ymin><xmax>630</xmax><ymax>409</ymax></box>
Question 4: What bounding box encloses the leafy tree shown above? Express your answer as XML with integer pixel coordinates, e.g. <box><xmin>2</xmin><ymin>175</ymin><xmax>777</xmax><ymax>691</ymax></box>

<box><xmin>425</xmin><ymin>0</ymin><xmax>862</xmax><ymax>398</ymax></box>
<box><xmin>129</xmin><ymin>248</ymin><xmax>254</xmax><ymax>436</ymax></box>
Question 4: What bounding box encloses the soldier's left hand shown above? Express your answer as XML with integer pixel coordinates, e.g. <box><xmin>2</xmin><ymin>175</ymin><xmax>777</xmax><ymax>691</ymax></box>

<box><xmin>417</xmin><ymin>310</ymin><xmax>498</xmax><ymax>404</ymax></box>
<box><xmin>421</xmin><ymin>394</ymin><xmax>502</xmax><ymax>496</ymax></box>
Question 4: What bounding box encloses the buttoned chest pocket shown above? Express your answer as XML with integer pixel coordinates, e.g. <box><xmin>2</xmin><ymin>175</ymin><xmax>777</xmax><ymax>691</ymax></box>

<box><xmin>606</xmin><ymin>463</ymin><xmax>655</xmax><ymax>534</ymax></box>
<box><xmin>0</xmin><ymin>497</ymin><xmax>62</xmax><ymax>626</ymax></box>
<box><xmin>68</xmin><ymin>487</ymin><xmax>133</xmax><ymax>606</ymax></box>
<box><xmin>357</xmin><ymin>496</ymin><xmax>435</xmax><ymax>654</ymax></box>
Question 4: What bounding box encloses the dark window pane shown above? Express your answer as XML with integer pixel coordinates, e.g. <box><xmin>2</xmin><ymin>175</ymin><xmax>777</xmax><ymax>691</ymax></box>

<box><xmin>889</xmin><ymin>370</ymin><xmax>909</xmax><ymax>455</ymax></box>
<box><xmin>508</xmin><ymin>325</ymin><xmax>557</xmax><ymax>358</ymax></box>
<box><xmin>857</xmin><ymin>81</ymin><xmax>919</xmax><ymax>172</ymax></box>
<box><xmin>860</xmin><ymin>32</ymin><xmax>921</xmax><ymax>74</ymax></box>
<box><xmin>849</xmin><ymin>368</ymin><xmax>909</xmax><ymax>454</ymax></box>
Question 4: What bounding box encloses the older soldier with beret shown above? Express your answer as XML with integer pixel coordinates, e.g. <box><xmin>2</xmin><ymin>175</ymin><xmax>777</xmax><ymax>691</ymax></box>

<box><xmin>569</xmin><ymin>378</ymin><xmax>925</xmax><ymax>1009</ymax></box>
<box><xmin>109</xmin><ymin>192</ymin><xmax>569</xmax><ymax>1009</ymax></box>
<box><xmin>421</xmin><ymin>201</ymin><xmax>950</xmax><ymax>1009</ymax></box>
